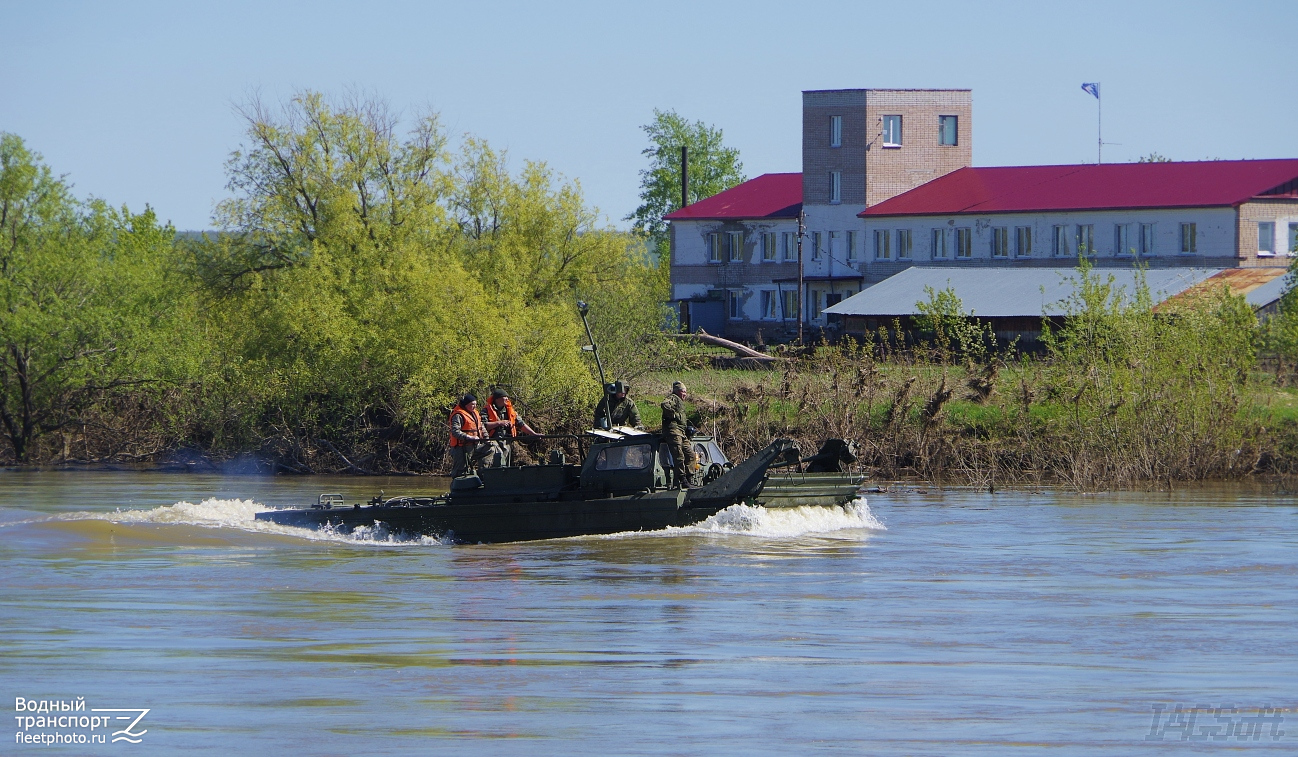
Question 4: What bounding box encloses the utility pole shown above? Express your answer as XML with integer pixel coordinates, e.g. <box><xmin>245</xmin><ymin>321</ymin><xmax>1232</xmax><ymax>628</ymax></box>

<box><xmin>796</xmin><ymin>209</ymin><xmax>805</xmax><ymax>345</ymax></box>
<box><xmin>680</xmin><ymin>146</ymin><xmax>688</xmax><ymax>209</ymax></box>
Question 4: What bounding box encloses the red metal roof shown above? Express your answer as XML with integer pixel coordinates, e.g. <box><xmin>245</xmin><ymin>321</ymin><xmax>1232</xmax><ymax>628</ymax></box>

<box><xmin>663</xmin><ymin>173</ymin><xmax>802</xmax><ymax>221</ymax></box>
<box><xmin>860</xmin><ymin>159</ymin><xmax>1298</xmax><ymax>218</ymax></box>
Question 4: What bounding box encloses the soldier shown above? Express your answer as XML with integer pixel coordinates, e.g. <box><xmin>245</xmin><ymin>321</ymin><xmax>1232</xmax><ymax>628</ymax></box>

<box><xmin>660</xmin><ymin>381</ymin><xmax>698</xmax><ymax>488</ymax></box>
<box><xmin>482</xmin><ymin>388</ymin><xmax>540</xmax><ymax>468</ymax></box>
<box><xmin>447</xmin><ymin>394</ymin><xmax>490</xmax><ymax>477</ymax></box>
<box><xmin>593</xmin><ymin>380</ymin><xmax>644</xmax><ymax>430</ymax></box>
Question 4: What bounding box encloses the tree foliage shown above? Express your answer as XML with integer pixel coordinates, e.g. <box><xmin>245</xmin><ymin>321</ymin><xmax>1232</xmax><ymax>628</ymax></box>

<box><xmin>625</xmin><ymin>109</ymin><xmax>745</xmax><ymax>253</ymax></box>
<box><xmin>0</xmin><ymin>133</ymin><xmax>195</xmax><ymax>462</ymax></box>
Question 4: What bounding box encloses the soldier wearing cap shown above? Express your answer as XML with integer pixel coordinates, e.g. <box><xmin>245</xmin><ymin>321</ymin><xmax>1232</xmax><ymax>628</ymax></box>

<box><xmin>593</xmin><ymin>380</ymin><xmax>644</xmax><ymax>430</ymax></box>
<box><xmin>661</xmin><ymin>381</ymin><xmax>698</xmax><ymax>488</ymax></box>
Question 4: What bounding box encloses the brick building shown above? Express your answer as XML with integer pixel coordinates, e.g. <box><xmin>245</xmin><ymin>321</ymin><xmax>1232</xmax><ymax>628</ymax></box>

<box><xmin>666</xmin><ymin>88</ymin><xmax>1298</xmax><ymax>342</ymax></box>
<box><xmin>668</xmin><ymin>88</ymin><xmax>971</xmax><ymax>339</ymax></box>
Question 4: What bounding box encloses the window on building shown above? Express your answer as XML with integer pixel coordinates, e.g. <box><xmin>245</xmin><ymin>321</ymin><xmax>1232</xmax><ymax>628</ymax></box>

<box><xmin>991</xmin><ymin>227</ymin><xmax>1009</xmax><ymax>258</ymax></box>
<box><xmin>728</xmin><ymin>231</ymin><xmax>744</xmax><ymax>262</ymax></box>
<box><xmin>939</xmin><ymin>116</ymin><xmax>958</xmax><ymax>146</ymax></box>
<box><xmin>707</xmin><ymin>232</ymin><xmax>721</xmax><ymax>262</ymax></box>
<box><xmin>1180</xmin><ymin>223</ymin><xmax>1197</xmax><ymax>253</ymax></box>
<box><xmin>882</xmin><ymin>115</ymin><xmax>902</xmax><ymax>147</ymax></box>
<box><xmin>830</xmin><ymin>171</ymin><xmax>842</xmax><ymax>204</ymax></box>
<box><xmin>828</xmin><ymin>231</ymin><xmax>841</xmax><ymax>260</ymax></box>
<box><xmin>1140</xmin><ymin>223</ymin><xmax>1155</xmax><ymax>255</ymax></box>
<box><xmin>875</xmin><ymin>229</ymin><xmax>891</xmax><ymax>260</ymax></box>
<box><xmin>761</xmin><ymin>290</ymin><xmax>778</xmax><ymax>319</ymax></box>
<box><xmin>932</xmin><ymin>228</ymin><xmax>948</xmax><ymax>258</ymax></box>
<box><xmin>830</xmin><ymin>115</ymin><xmax>842</xmax><ymax>148</ymax></box>
<box><xmin>1289</xmin><ymin>223</ymin><xmax>1298</xmax><ymax>255</ymax></box>
<box><xmin>1076</xmin><ymin>224</ymin><xmax>1094</xmax><ymax>255</ymax></box>
<box><xmin>782</xmin><ymin>290</ymin><xmax>798</xmax><ymax>320</ymax></box>
<box><xmin>761</xmin><ymin>232</ymin><xmax>776</xmax><ymax>261</ymax></box>
<box><xmin>728</xmin><ymin>290</ymin><xmax>741</xmax><ymax>319</ymax></box>
<box><xmin>846</xmin><ymin>231</ymin><xmax>857</xmax><ymax>261</ymax></box>
<box><xmin>1052</xmin><ymin>225</ymin><xmax>1068</xmax><ymax>257</ymax></box>
<box><xmin>955</xmin><ymin>228</ymin><xmax>972</xmax><ymax>259</ymax></box>
<box><xmin>897</xmin><ymin>229</ymin><xmax>913</xmax><ymax>260</ymax></box>
<box><xmin>812</xmin><ymin>231</ymin><xmax>823</xmax><ymax>260</ymax></box>
<box><xmin>1114</xmin><ymin>224</ymin><xmax>1131</xmax><ymax>256</ymax></box>
<box><xmin>1015</xmin><ymin>226</ymin><xmax>1032</xmax><ymax>257</ymax></box>
<box><xmin>783</xmin><ymin>232</ymin><xmax>797</xmax><ymax>261</ymax></box>
<box><xmin>1258</xmin><ymin>222</ymin><xmax>1275</xmax><ymax>255</ymax></box>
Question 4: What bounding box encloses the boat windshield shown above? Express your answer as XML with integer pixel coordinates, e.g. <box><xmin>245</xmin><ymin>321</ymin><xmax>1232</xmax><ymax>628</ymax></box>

<box><xmin>594</xmin><ymin>444</ymin><xmax>655</xmax><ymax>471</ymax></box>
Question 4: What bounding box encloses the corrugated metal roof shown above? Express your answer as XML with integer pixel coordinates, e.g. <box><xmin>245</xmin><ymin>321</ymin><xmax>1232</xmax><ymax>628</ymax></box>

<box><xmin>859</xmin><ymin>160</ymin><xmax>1298</xmax><ymax>218</ymax></box>
<box><xmin>1245</xmin><ymin>272</ymin><xmax>1291</xmax><ymax>309</ymax></box>
<box><xmin>824</xmin><ymin>266</ymin><xmax>1224</xmax><ymax>318</ymax></box>
<box><xmin>663</xmin><ymin>173</ymin><xmax>802</xmax><ymax>221</ymax></box>
<box><xmin>1153</xmin><ymin>267</ymin><xmax>1288</xmax><ymax>312</ymax></box>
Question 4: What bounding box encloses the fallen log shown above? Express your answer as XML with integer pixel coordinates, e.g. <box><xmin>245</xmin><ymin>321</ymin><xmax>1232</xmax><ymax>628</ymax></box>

<box><xmin>669</xmin><ymin>329</ymin><xmax>788</xmax><ymax>367</ymax></box>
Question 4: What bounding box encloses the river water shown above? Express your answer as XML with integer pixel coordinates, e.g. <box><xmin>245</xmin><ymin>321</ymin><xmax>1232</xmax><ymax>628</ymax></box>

<box><xmin>1</xmin><ymin>471</ymin><xmax>1294</xmax><ymax>754</ymax></box>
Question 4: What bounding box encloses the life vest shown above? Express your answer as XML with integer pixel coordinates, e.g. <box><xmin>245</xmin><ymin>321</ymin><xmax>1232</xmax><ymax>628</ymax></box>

<box><xmin>485</xmin><ymin>398</ymin><xmax>517</xmax><ymax>438</ymax></box>
<box><xmin>448</xmin><ymin>405</ymin><xmax>482</xmax><ymax>447</ymax></box>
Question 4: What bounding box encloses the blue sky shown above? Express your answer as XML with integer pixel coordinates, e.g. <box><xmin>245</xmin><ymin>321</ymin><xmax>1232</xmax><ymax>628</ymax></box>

<box><xmin>3</xmin><ymin>0</ymin><xmax>1295</xmax><ymax>231</ymax></box>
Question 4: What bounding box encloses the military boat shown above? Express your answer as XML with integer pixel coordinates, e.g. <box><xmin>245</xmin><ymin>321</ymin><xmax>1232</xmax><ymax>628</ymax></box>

<box><xmin>255</xmin><ymin>429</ymin><xmax>864</xmax><ymax>544</ymax></box>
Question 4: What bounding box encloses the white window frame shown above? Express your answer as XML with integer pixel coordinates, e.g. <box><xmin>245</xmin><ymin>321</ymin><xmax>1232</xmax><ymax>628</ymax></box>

<box><xmin>1139</xmin><ymin>223</ymin><xmax>1155</xmax><ymax>256</ymax></box>
<box><xmin>882</xmin><ymin>115</ymin><xmax>902</xmax><ymax>147</ymax></box>
<box><xmin>875</xmin><ymin>229</ymin><xmax>891</xmax><ymax>260</ymax></box>
<box><xmin>846</xmin><ymin>231</ymin><xmax>857</xmax><ymax>261</ymax></box>
<box><xmin>1289</xmin><ymin>223</ymin><xmax>1298</xmax><ymax>256</ymax></box>
<box><xmin>897</xmin><ymin>229</ymin><xmax>913</xmax><ymax>260</ymax></box>
<box><xmin>830</xmin><ymin>115</ymin><xmax>842</xmax><ymax>148</ymax></box>
<box><xmin>1258</xmin><ymin>222</ymin><xmax>1275</xmax><ymax>256</ymax></box>
<box><xmin>781</xmin><ymin>289</ymin><xmax>798</xmax><ymax>321</ymax></box>
<box><xmin>812</xmin><ymin>231</ymin><xmax>823</xmax><ymax>260</ymax></box>
<box><xmin>1052</xmin><ymin>224</ymin><xmax>1068</xmax><ymax>257</ymax></box>
<box><xmin>1077</xmin><ymin>224</ymin><xmax>1095</xmax><ymax>256</ymax></box>
<box><xmin>955</xmin><ymin>227</ymin><xmax>972</xmax><ymax>259</ymax></box>
<box><xmin>783</xmin><ymin>232</ymin><xmax>797</xmax><ymax>261</ymax></box>
<box><xmin>707</xmin><ymin>232</ymin><xmax>721</xmax><ymax>263</ymax></box>
<box><xmin>727</xmin><ymin>231</ymin><xmax>744</xmax><ymax>262</ymax></box>
<box><xmin>932</xmin><ymin>227</ymin><xmax>949</xmax><ymax>259</ymax></box>
<box><xmin>1180</xmin><ymin>223</ymin><xmax>1197</xmax><ymax>254</ymax></box>
<box><xmin>991</xmin><ymin>227</ymin><xmax>1009</xmax><ymax>258</ymax></box>
<box><xmin>761</xmin><ymin>232</ymin><xmax>777</xmax><ymax>262</ymax></box>
<box><xmin>829</xmin><ymin>171</ymin><xmax>841</xmax><ymax>204</ymax></box>
<box><xmin>761</xmin><ymin>290</ymin><xmax>778</xmax><ymax>319</ymax></box>
<box><xmin>939</xmin><ymin>115</ymin><xmax>958</xmax><ymax>146</ymax></box>
<box><xmin>1015</xmin><ymin>226</ymin><xmax>1031</xmax><ymax>258</ymax></box>
<box><xmin>728</xmin><ymin>289</ymin><xmax>741</xmax><ymax>319</ymax></box>
<box><xmin>1114</xmin><ymin>223</ymin><xmax>1131</xmax><ymax>257</ymax></box>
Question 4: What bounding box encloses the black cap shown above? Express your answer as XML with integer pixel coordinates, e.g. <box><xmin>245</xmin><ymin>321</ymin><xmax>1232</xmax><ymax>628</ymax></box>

<box><xmin>459</xmin><ymin>393</ymin><xmax>477</xmax><ymax>406</ymax></box>
<box><xmin>491</xmin><ymin>388</ymin><xmax>508</xmax><ymax>399</ymax></box>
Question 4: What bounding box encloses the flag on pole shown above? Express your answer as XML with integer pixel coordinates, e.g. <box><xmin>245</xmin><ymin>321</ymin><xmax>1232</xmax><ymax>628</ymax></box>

<box><xmin>1081</xmin><ymin>82</ymin><xmax>1100</xmax><ymax>99</ymax></box>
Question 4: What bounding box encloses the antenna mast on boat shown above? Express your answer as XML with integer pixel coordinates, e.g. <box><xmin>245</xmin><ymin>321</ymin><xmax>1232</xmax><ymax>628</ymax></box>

<box><xmin>576</xmin><ymin>301</ymin><xmax>612</xmax><ymax>429</ymax></box>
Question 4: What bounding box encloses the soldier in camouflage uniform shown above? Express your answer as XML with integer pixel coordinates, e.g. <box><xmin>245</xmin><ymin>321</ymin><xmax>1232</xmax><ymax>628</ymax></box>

<box><xmin>660</xmin><ymin>381</ymin><xmax>698</xmax><ymax>489</ymax></box>
<box><xmin>593</xmin><ymin>381</ymin><xmax>643</xmax><ymax>430</ymax></box>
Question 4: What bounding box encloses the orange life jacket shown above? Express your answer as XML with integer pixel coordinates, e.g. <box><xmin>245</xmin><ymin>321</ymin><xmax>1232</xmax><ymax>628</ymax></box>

<box><xmin>485</xmin><ymin>398</ymin><xmax>517</xmax><ymax>438</ymax></box>
<box><xmin>448</xmin><ymin>405</ymin><xmax>482</xmax><ymax>447</ymax></box>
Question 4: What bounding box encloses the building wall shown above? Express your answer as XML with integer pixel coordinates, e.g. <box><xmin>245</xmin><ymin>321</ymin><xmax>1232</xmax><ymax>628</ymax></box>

<box><xmin>858</xmin><ymin>207</ymin><xmax>1256</xmax><ymax>278</ymax></box>
<box><xmin>1237</xmin><ymin>199</ymin><xmax>1298</xmax><ymax>261</ymax></box>
<box><xmin>801</xmin><ymin>89</ymin><xmax>972</xmax><ymax>209</ymax></box>
<box><xmin>862</xmin><ymin>90</ymin><xmax>973</xmax><ymax>207</ymax></box>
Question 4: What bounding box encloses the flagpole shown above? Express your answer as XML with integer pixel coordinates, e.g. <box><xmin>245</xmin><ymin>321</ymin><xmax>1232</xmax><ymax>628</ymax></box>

<box><xmin>1097</xmin><ymin>84</ymin><xmax>1102</xmax><ymax>164</ymax></box>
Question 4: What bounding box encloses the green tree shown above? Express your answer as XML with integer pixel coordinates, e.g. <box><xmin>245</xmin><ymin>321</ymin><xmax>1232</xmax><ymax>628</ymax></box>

<box><xmin>625</xmin><ymin>109</ymin><xmax>745</xmax><ymax>254</ymax></box>
<box><xmin>0</xmin><ymin>134</ymin><xmax>190</xmax><ymax>462</ymax></box>
<box><xmin>1138</xmin><ymin>152</ymin><xmax>1172</xmax><ymax>163</ymax></box>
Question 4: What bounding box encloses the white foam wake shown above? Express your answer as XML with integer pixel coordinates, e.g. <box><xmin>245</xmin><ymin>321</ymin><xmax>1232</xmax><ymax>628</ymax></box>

<box><xmin>601</xmin><ymin>497</ymin><xmax>885</xmax><ymax>541</ymax></box>
<box><xmin>59</xmin><ymin>497</ymin><xmax>447</xmax><ymax>546</ymax></box>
